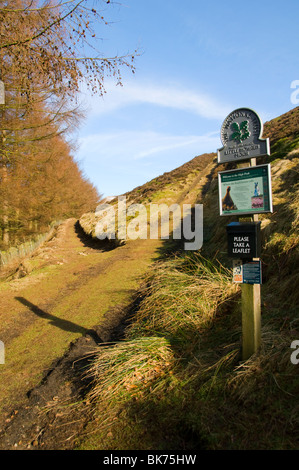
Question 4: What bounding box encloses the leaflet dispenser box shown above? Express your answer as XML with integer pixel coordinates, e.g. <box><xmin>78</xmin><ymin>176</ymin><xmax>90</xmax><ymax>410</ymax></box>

<box><xmin>226</xmin><ymin>221</ymin><xmax>261</xmax><ymax>259</ymax></box>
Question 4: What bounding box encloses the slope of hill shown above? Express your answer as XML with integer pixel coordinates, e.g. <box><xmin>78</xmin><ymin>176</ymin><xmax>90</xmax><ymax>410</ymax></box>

<box><xmin>75</xmin><ymin>106</ymin><xmax>299</xmax><ymax>450</ymax></box>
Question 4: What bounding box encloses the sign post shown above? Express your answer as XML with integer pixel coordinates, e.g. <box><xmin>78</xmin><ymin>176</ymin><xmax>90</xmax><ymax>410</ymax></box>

<box><xmin>217</xmin><ymin>108</ymin><xmax>272</xmax><ymax>360</ymax></box>
<box><xmin>242</xmin><ymin>282</ymin><xmax>261</xmax><ymax>360</ymax></box>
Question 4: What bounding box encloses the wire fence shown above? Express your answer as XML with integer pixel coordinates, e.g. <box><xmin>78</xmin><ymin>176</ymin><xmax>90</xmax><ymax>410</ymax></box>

<box><xmin>0</xmin><ymin>220</ymin><xmax>63</xmax><ymax>268</ymax></box>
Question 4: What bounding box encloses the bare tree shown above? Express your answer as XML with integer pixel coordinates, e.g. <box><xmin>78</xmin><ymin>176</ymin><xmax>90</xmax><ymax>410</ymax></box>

<box><xmin>0</xmin><ymin>0</ymin><xmax>137</xmax><ymax>101</ymax></box>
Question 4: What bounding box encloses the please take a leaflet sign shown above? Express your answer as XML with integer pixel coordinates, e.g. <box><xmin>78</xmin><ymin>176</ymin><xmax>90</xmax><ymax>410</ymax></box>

<box><xmin>218</xmin><ymin>164</ymin><xmax>273</xmax><ymax>216</ymax></box>
<box><xmin>226</xmin><ymin>221</ymin><xmax>261</xmax><ymax>259</ymax></box>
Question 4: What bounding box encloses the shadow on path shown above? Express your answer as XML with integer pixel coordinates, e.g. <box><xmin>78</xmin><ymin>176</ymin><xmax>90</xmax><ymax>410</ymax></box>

<box><xmin>74</xmin><ymin>220</ymin><xmax>120</xmax><ymax>251</ymax></box>
<box><xmin>15</xmin><ymin>297</ymin><xmax>88</xmax><ymax>336</ymax></box>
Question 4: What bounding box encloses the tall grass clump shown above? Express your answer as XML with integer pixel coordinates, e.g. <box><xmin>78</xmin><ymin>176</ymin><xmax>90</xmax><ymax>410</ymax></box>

<box><xmin>81</xmin><ymin>336</ymin><xmax>180</xmax><ymax>449</ymax></box>
<box><xmin>86</xmin><ymin>336</ymin><xmax>175</xmax><ymax>407</ymax></box>
<box><xmin>127</xmin><ymin>252</ymin><xmax>240</xmax><ymax>346</ymax></box>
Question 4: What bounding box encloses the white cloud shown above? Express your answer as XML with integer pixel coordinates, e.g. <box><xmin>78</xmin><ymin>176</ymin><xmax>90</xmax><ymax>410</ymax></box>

<box><xmin>78</xmin><ymin>130</ymin><xmax>220</xmax><ymax>163</ymax></box>
<box><xmin>77</xmin><ymin>79</ymin><xmax>227</xmax><ymax>196</ymax></box>
<box><xmin>84</xmin><ymin>80</ymin><xmax>230</xmax><ymax>120</ymax></box>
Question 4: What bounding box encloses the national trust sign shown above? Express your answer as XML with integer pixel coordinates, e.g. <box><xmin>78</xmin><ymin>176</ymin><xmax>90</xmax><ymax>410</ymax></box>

<box><xmin>217</xmin><ymin>107</ymin><xmax>270</xmax><ymax>164</ymax></box>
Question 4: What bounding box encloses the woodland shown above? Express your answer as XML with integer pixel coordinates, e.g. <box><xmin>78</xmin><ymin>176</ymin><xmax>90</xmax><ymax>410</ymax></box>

<box><xmin>0</xmin><ymin>0</ymin><xmax>135</xmax><ymax>250</ymax></box>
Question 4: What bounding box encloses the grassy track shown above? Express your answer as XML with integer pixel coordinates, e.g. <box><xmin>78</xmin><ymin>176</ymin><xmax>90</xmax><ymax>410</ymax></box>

<box><xmin>0</xmin><ymin>218</ymin><xmax>161</xmax><ymax>418</ymax></box>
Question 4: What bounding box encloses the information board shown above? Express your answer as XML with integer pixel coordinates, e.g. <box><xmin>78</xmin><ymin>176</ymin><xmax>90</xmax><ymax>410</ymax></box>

<box><xmin>233</xmin><ymin>259</ymin><xmax>262</xmax><ymax>285</ymax></box>
<box><xmin>218</xmin><ymin>164</ymin><xmax>273</xmax><ymax>216</ymax></box>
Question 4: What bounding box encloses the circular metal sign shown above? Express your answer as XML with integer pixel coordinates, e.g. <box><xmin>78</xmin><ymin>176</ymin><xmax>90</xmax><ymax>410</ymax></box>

<box><xmin>217</xmin><ymin>108</ymin><xmax>270</xmax><ymax>163</ymax></box>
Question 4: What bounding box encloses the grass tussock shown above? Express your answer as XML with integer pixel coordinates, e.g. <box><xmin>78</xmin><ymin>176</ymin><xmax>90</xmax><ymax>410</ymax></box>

<box><xmin>127</xmin><ymin>253</ymin><xmax>239</xmax><ymax>343</ymax></box>
<box><xmin>86</xmin><ymin>336</ymin><xmax>175</xmax><ymax>407</ymax></box>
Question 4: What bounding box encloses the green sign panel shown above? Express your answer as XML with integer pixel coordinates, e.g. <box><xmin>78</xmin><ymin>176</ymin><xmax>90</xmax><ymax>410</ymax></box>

<box><xmin>218</xmin><ymin>164</ymin><xmax>273</xmax><ymax>216</ymax></box>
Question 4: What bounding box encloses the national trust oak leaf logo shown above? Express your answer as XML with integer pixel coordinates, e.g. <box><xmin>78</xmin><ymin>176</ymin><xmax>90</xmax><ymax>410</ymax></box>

<box><xmin>230</xmin><ymin>120</ymin><xmax>251</xmax><ymax>143</ymax></box>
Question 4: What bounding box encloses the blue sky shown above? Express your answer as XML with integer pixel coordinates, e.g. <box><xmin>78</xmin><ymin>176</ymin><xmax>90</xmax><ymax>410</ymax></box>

<box><xmin>75</xmin><ymin>0</ymin><xmax>299</xmax><ymax>198</ymax></box>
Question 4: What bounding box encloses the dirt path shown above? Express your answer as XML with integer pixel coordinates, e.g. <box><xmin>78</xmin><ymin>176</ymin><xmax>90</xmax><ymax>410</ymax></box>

<box><xmin>0</xmin><ymin>218</ymin><xmax>162</xmax><ymax>443</ymax></box>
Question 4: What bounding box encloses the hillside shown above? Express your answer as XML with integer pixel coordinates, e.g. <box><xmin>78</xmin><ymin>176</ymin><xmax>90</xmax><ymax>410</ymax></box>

<box><xmin>75</xmin><ymin>106</ymin><xmax>299</xmax><ymax>450</ymax></box>
<box><xmin>0</xmin><ymin>106</ymin><xmax>298</xmax><ymax>451</ymax></box>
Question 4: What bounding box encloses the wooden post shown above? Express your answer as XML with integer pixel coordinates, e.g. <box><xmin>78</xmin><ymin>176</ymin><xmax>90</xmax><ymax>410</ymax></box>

<box><xmin>242</xmin><ymin>282</ymin><xmax>261</xmax><ymax>360</ymax></box>
<box><xmin>241</xmin><ymin>156</ymin><xmax>261</xmax><ymax>360</ymax></box>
